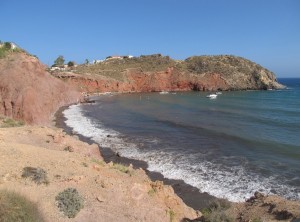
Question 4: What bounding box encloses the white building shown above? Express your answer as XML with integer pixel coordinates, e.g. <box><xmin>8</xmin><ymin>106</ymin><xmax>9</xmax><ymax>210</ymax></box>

<box><xmin>92</xmin><ymin>59</ymin><xmax>104</xmax><ymax>64</ymax></box>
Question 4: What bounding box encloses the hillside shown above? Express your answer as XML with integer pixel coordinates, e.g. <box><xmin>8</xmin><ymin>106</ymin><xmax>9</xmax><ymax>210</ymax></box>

<box><xmin>58</xmin><ymin>54</ymin><xmax>284</xmax><ymax>93</ymax></box>
<box><xmin>0</xmin><ymin>51</ymin><xmax>81</xmax><ymax>124</ymax></box>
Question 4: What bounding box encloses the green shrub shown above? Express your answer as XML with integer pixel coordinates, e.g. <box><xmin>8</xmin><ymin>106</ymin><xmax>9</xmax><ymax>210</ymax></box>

<box><xmin>91</xmin><ymin>158</ymin><xmax>105</xmax><ymax>166</ymax></box>
<box><xmin>55</xmin><ymin>188</ymin><xmax>84</xmax><ymax>218</ymax></box>
<box><xmin>112</xmin><ymin>163</ymin><xmax>133</xmax><ymax>175</ymax></box>
<box><xmin>148</xmin><ymin>188</ymin><xmax>156</xmax><ymax>196</ymax></box>
<box><xmin>63</xmin><ymin>145</ymin><xmax>74</xmax><ymax>152</ymax></box>
<box><xmin>67</xmin><ymin>61</ymin><xmax>75</xmax><ymax>67</ymax></box>
<box><xmin>0</xmin><ymin>47</ymin><xmax>7</xmax><ymax>58</ymax></box>
<box><xmin>252</xmin><ymin>218</ymin><xmax>262</xmax><ymax>222</ymax></box>
<box><xmin>3</xmin><ymin>42</ymin><xmax>12</xmax><ymax>50</ymax></box>
<box><xmin>0</xmin><ymin>190</ymin><xmax>44</xmax><ymax>222</ymax></box>
<box><xmin>166</xmin><ymin>209</ymin><xmax>175</xmax><ymax>222</ymax></box>
<box><xmin>22</xmin><ymin>167</ymin><xmax>49</xmax><ymax>185</ymax></box>
<box><xmin>0</xmin><ymin>42</ymin><xmax>27</xmax><ymax>59</ymax></box>
<box><xmin>54</xmin><ymin>55</ymin><xmax>65</xmax><ymax>66</ymax></box>
<box><xmin>200</xmin><ymin>199</ymin><xmax>233</xmax><ymax>222</ymax></box>
<box><xmin>202</xmin><ymin>210</ymin><xmax>233</xmax><ymax>222</ymax></box>
<box><xmin>0</xmin><ymin>116</ymin><xmax>24</xmax><ymax>128</ymax></box>
<box><xmin>208</xmin><ymin>198</ymin><xmax>231</xmax><ymax>211</ymax></box>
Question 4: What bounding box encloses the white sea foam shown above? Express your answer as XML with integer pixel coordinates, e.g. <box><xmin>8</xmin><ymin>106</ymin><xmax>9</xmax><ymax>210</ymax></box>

<box><xmin>63</xmin><ymin>104</ymin><xmax>300</xmax><ymax>202</ymax></box>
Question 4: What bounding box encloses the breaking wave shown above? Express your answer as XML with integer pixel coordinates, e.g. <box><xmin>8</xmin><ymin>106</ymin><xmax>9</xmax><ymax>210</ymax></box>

<box><xmin>63</xmin><ymin>103</ymin><xmax>300</xmax><ymax>202</ymax></box>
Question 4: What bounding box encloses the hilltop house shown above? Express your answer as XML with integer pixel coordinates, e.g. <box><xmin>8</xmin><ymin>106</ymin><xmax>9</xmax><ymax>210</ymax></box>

<box><xmin>105</xmin><ymin>55</ymin><xmax>134</xmax><ymax>61</ymax></box>
<box><xmin>92</xmin><ymin>59</ymin><xmax>104</xmax><ymax>64</ymax></box>
<box><xmin>105</xmin><ymin>55</ymin><xmax>123</xmax><ymax>60</ymax></box>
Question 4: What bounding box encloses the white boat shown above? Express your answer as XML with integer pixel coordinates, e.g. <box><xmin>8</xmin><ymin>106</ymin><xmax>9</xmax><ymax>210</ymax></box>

<box><xmin>216</xmin><ymin>91</ymin><xmax>222</xmax><ymax>95</ymax></box>
<box><xmin>159</xmin><ymin>91</ymin><xmax>169</xmax><ymax>94</ymax></box>
<box><xmin>206</xmin><ymin>93</ymin><xmax>218</xmax><ymax>99</ymax></box>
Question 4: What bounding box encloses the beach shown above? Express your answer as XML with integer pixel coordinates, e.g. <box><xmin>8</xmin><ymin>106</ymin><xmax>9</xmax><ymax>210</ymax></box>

<box><xmin>55</xmin><ymin>105</ymin><xmax>220</xmax><ymax>210</ymax></box>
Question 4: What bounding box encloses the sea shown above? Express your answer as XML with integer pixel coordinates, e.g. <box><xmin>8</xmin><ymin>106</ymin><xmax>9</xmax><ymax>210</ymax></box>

<box><xmin>62</xmin><ymin>78</ymin><xmax>300</xmax><ymax>202</ymax></box>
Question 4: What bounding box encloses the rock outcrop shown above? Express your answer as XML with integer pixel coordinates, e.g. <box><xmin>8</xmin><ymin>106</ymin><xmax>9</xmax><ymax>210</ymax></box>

<box><xmin>54</xmin><ymin>54</ymin><xmax>284</xmax><ymax>93</ymax></box>
<box><xmin>228</xmin><ymin>192</ymin><xmax>300</xmax><ymax>221</ymax></box>
<box><xmin>0</xmin><ymin>52</ymin><xmax>81</xmax><ymax>125</ymax></box>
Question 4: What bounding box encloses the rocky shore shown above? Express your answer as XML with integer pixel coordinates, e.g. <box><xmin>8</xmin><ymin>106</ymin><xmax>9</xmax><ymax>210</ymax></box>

<box><xmin>1</xmin><ymin>51</ymin><xmax>299</xmax><ymax>221</ymax></box>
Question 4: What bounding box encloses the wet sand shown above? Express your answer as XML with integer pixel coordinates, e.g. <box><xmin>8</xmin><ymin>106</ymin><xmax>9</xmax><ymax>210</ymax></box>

<box><xmin>55</xmin><ymin>105</ymin><xmax>221</xmax><ymax>210</ymax></box>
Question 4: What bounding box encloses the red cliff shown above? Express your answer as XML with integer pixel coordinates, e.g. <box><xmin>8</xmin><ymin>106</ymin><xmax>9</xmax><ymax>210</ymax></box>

<box><xmin>55</xmin><ymin>68</ymin><xmax>229</xmax><ymax>94</ymax></box>
<box><xmin>0</xmin><ymin>52</ymin><xmax>81</xmax><ymax>125</ymax></box>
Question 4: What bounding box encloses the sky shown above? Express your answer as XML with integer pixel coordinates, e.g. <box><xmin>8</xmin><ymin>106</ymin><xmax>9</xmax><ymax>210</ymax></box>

<box><xmin>1</xmin><ymin>0</ymin><xmax>300</xmax><ymax>77</ymax></box>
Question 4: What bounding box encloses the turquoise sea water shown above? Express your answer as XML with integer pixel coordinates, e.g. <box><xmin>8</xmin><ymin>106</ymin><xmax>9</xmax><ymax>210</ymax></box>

<box><xmin>63</xmin><ymin>78</ymin><xmax>300</xmax><ymax>202</ymax></box>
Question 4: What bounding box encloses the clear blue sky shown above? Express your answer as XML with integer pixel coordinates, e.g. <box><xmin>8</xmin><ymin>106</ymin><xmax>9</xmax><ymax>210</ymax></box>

<box><xmin>1</xmin><ymin>0</ymin><xmax>300</xmax><ymax>77</ymax></box>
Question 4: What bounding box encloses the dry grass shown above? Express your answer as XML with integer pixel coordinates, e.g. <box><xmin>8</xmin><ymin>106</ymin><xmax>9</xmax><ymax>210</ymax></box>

<box><xmin>111</xmin><ymin>163</ymin><xmax>133</xmax><ymax>175</ymax></box>
<box><xmin>75</xmin><ymin>54</ymin><xmax>176</xmax><ymax>81</ymax></box>
<box><xmin>0</xmin><ymin>190</ymin><xmax>44</xmax><ymax>222</ymax></box>
<box><xmin>0</xmin><ymin>116</ymin><xmax>24</xmax><ymax>128</ymax></box>
<box><xmin>183</xmin><ymin>55</ymin><xmax>268</xmax><ymax>77</ymax></box>
<box><xmin>22</xmin><ymin>167</ymin><xmax>49</xmax><ymax>185</ymax></box>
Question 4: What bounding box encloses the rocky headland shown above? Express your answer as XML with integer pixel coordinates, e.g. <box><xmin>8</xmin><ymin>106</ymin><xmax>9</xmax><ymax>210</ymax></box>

<box><xmin>0</xmin><ymin>48</ymin><xmax>299</xmax><ymax>222</ymax></box>
<box><xmin>53</xmin><ymin>54</ymin><xmax>284</xmax><ymax>95</ymax></box>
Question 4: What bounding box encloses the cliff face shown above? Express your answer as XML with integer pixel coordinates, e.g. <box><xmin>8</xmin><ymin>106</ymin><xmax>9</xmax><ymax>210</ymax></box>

<box><xmin>0</xmin><ymin>52</ymin><xmax>81</xmax><ymax>124</ymax></box>
<box><xmin>57</xmin><ymin>55</ymin><xmax>284</xmax><ymax>93</ymax></box>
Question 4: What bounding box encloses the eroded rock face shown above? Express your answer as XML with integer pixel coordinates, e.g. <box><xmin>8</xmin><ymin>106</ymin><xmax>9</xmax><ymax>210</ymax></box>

<box><xmin>0</xmin><ymin>53</ymin><xmax>81</xmax><ymax>124</ymax></box>
<box><xmin>56</xmin><ymin>68</ymin><xmax>231</xmax><ymax>93</ymax></box>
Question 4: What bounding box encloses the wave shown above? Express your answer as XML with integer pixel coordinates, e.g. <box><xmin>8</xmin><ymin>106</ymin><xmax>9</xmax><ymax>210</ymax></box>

<box><xmin>63</xmin><ymin>104</ymin><xmax>300</xmax><ymax>202</ymax></box>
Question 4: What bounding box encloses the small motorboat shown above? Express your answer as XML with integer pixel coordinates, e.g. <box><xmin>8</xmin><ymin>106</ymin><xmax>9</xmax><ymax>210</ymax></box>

<box><xmin>216</xmin><ymin>91</ymin><xmax>222</xmax><ymax>95</ymax></box>
<box><xmin>159</xmin><ymin>91</ymin><xmax>169</xmax><ymax>94</ymax></box>
<box><xmin>206</xmin><ymin>93</ymin><xmax>218</xmax><ymax>99</ymax></box>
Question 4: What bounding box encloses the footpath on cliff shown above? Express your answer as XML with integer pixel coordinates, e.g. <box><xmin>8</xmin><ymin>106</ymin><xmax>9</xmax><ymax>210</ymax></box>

<box><xmin>0</xmin><ymin>49</ymin><xmax>299</xmax><ymax>222</ymax></box>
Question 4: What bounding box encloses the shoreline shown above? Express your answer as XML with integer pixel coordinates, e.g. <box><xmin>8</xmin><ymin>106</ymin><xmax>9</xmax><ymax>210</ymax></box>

<box><xmin>54</xmin><ymin>103</ymin><xmax>221</xmax><ymax>210</ymax></box>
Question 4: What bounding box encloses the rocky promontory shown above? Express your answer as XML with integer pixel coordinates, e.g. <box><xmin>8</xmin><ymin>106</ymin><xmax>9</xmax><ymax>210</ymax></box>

<box><xmin>53</xmin><ymin>54</ymin><xmax>284</xmax><ymax>94</ymax></box>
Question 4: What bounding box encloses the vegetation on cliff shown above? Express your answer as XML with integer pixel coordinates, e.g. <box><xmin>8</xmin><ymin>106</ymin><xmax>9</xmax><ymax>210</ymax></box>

<box><xmin>182</xmin><ymin>55</ymin><xmax>281</xmax><ymax>90</ymax></box>
<box><xmin>183</xmin><ymin>55</ymin><xmax>268</xmax><ymax>76</ymax></box>
<box><xmin>0</xmin><ymin>115</ymin><xmax>24</xmax><ymax>128</ymax></box>
<box><xmin>0</xmin><ymin>41</ymin><xmax>38</xmax><ymax>60</ymax></box>
<box><xmin>0</xmin><ymin>42</ymin><xmax>24</xmax><ymax>58</ymax></box>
